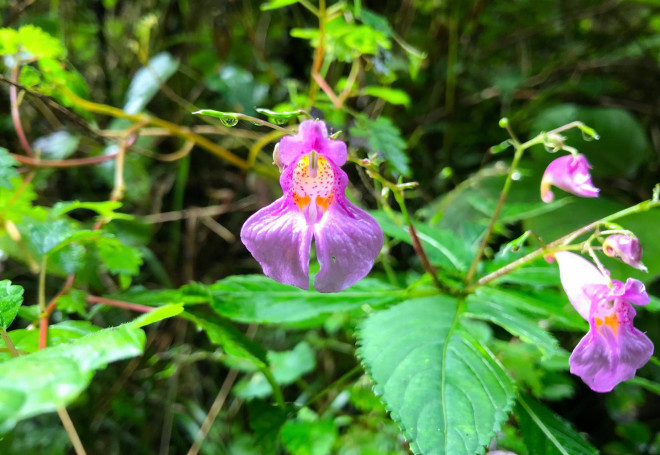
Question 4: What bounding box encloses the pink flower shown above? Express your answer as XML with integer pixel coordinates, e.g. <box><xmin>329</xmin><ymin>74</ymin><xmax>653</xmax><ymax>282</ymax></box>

<box><xmin>554</xmin><ymin>252</ymin><xmax>653</xmax><ymax>392</ymax></box>
<box><xmin>540</xmin><ymin>154</ymin><xmax>600</xmax><ymax>203</ymax></box>
<box><xmin>241</xmin><ymin>120</ymin><xmax>383</xmax><ymax>293</ymax></box>
<box><xmin>603</xmin><ymin>234</ymin><xmax>647</xmax><ymax>272</ymax></box>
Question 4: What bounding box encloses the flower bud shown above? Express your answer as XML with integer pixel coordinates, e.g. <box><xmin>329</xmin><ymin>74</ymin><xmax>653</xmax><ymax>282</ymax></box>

<box><xmin>603</xmin><ymin>234</ymin><xmax>647</xmax><ymax>272</ymax></box>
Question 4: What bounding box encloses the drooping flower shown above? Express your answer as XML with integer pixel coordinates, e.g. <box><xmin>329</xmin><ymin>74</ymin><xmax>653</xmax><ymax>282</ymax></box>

<box><xmin>540</xmin><ymin>154</ymin><xmax>600</xmax><ymax>203</ymax></box>
<box><xmin>603</xmin><ymin>234</ymin><xmax>647</xmax><ymax>272</ymax></box>
<box><xmin>554</xmin><ymin>251</ymin><xmax>653</xmax><ymax>392</ymax></box>
<box><xmin>241</xmin><ymin>120</ymin><xmax>383</xmax><ymax>293</ymax></box>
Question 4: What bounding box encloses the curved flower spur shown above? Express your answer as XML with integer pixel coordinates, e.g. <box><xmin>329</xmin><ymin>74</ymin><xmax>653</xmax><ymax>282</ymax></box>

<box><xmin>241</xmin><ymin>120</ymin><xmax>383</xmax><ymax>292</ymax></box>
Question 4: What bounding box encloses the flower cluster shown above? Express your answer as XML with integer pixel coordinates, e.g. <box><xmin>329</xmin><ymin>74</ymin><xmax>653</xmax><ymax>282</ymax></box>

<box><xmin>540</xmin><ymin>145</ymin><xmax>652</xmax><ymax>392</ymax></box>
<box><xmin>241</xmin><ymin>120</ymin><xmax>383</xmax><ymax>293</ymax></box>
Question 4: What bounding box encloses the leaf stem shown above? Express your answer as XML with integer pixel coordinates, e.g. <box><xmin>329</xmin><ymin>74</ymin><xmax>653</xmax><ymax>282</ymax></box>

<box><xmin>308</xmin><ymin>0</ymin><xmax>326</xmax><ymax>105</ymax></box>
<box><xmin>0</xmin><ymin>328</ymin><xmax>19</xmax><ymax>358</ymax></box>
<box><xmin>260</xmin><ymin>365</ymin><xmax>286</xmax><ymax>409</ymax></box>
<box><xmin>10</xmin><ymin>151</ymin><xmax>120</xmax><ymax>168</ymax></box>
<box><xmin>56</xmin><ymin>407</ymin><xmax>87</xmax><ymax>455</ymax></box>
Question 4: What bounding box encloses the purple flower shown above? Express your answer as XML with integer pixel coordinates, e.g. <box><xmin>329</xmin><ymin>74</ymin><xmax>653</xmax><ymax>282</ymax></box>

<box><xmin>540</xmin><ymin>154</ymin><xmax>600</xmax><ymax>203</ymax></box>
<box><xmin>240</xmin><ymin>120</ymin><xmax>383</xmax><ymax>293</ymax></box>
<box><xmin>554</xmin><ymin>252</ymin><xmax>653</xmax><ymax>392</ymax></box>
<box><xmin>603</xmin><ymin>234</ymin><xmax>647</xmax><ymax>272</ymax></box>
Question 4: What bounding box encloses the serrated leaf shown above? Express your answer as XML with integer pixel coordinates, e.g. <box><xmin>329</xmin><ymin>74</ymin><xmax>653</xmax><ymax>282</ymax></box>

<box><xmin>0</xmin><ymin>280</ymin><xmax>24</xmax><ymax>330</ymax></box>
<box><xmin>124</xmin><ymin>52</ymin><xmax>179</xmax><ymax>114</ymax></box>
<box><xmin>362</xmin><ymin>86</ymin><xmax>411</xmax><ymax>107</ymax></box>
<box><xmin>0</xmin><ymin>321</ymin><xmax>100</xmax><ymax>361</ymax></box>
<box><xmin>280</xmin><ymin>419</ymin><xmax>337</xmax><ymax>455</ymax></box>
<box><xmin>204</xmin><ymin>275</ymin><xmax>404</xmax><ymax>324</ymax></box>
<box><xmin>371</xmin><ymin>211</ymin><xmax>474</xmax><ymax>273</ymax></box>
<box><xmin>0</xmin><ymin>28</ymin><xmax>19</xmax><ymax>55</ymax></box>
<box><xmin>96</xmin><ymin>236</ymin><xmax>143</xmax><ymax>276</ymax></box>
<box><xmin>0</xmin><ymin>148</ymin><xmax>19</xmax><ymax>190</ymax></box>
<box><xmin>183</xmin><ymin>309</ymin><xmax>268</xmax><ymax>367</ymax></box>
<box><xmin>516</xmin><ymin>394</ymin><xmax>598</xmax><ymax>455</ymax></box>
<box><xmin>357</xmin><ymin>296</ymin><xmax>516</xmax><ymax>455</ymax></box>
<box><xmin>17</xmin><ymin>25</ymin><xmax>66</xmax><ymax>59</ymax></box>
<box><xmin>0</xmin><ymin>324</ymin><xmax>145</xmax><ymax>432</ymax></box>
<box><xmin>464</xmin><ymin>294</ymin><xmax>561</xmax><ymax>359</ymax></box>
<box><xmin>350</xmin><ymin>116</ymin><xmax>409</xmax><ymax>176</ymax></box>
<box><xmin>260</xmin><ymin>0</ymin><xmax>300</xmax><ymax>11</ymax></box>
<box><xmin>28</xmin><ymin>220</ymin><xmax>77</xmax><ymax>255</ymax></box>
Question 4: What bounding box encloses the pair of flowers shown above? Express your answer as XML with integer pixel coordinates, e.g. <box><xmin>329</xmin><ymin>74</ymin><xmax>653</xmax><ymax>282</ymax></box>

<box><xmin>542</xmin><ymin>150</ymin><xmax>652</xmax><ymax>392</ymax></box>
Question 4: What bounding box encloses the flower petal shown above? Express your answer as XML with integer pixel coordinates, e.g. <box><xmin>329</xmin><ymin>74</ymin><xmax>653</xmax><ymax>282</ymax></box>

<box><xmin>603</xmin><ymin>234</ymin><xmax>647</xmax><ymax>272</ymax></box>
<box><xmin>570</xmin><ymin>304</ymin><xmax>653</xmax><ymax>392</ymax></box>
<box><xmin>240</xmin><ymin>197</ymin><xmax>313</xmax><ymax>290</ymax></box>
<box><xmin>554</xmin><ymin>251</ymin><xmax>609</xmax><ymax>320</ymax></box>
<box><xmin>621</xmin><ymin>278</ymin><xmax>650</xmax><ymax>306</ymax></box>
<box><xmin>540</xmin><ymin>154</ymin><xmax>599</xmax><ymax>202</ymax></box>
<box><xmin>313</xmin><ymin>200</ymin><xmax>383</xmax><ymax>293</ymax></box>
<box><xmin>279</xmin><ymin>120</ymin><xmax>347</xmax><ymax>167</ymax></box>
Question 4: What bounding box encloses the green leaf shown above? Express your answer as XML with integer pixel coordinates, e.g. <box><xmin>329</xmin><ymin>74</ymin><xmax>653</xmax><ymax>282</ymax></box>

<box><xmin>248</xmin><ymin>400</ymin><xmax>288</xmax><ymax>453</ymax></box>
<box><xmin>350</xmin><ymin>116</ymin><xmax>410</xmax><ymax>176</ymax></box>
<box><xmin>204</xmin><ymin>275</ymin><xmax>404</xmax><ymax>324</ymax></box>
<box><xmin>205</xmin><ymin>64</ymin><xmax>268</xmax><ymax>115</ymax></box>
<box><xmin>0</xmin><ymin>324</ymin><xmax>145</xmax><ymax>432</ymax></box>
<box><xmin>127</xmin><ymin>304</ymin><xmax>184</xmax><ymax>328</ymax></box>
<box><xmin>0</xmin><ymin>321</ymin><xmax>100</xmax><ymax>361</ymax></box>
<box><xmin>0</xmin><ymin>281</ymin><xmax>24</xmax><ymax>330</ymax></box>
<box><xmin>0</xmin><ymin>28</ymin><xmax>19</xmax><ymax>55</ymax></box>
<box><xmin>371</xmin><ymin>211</ymin><xmax>474</xmax><ymax>273</ymax></box>
<box><xmin>183</xmin><ymin>309</ymin><xmax>268</xmax><ymax>367</ymax></box>
<box><xmin>236</xmin><ymin>342</ymin><xmax>316</xmax><ymax>399</ymax></box>
<box><xmin>0</xmin><ymin>148</ymin><xmax>19</xmax><ymax>190</ymax></box>
<box><xmin>516</xmin><ymin>394</ymin><xmax>598</xmax><ymax>455</ymax></box>
<box><xmin>260</xmin><ymin>0</ymin><xmax>300</xmax><ymax>11</ymax></box>
<box><xmin>357</xmin><ymin>296</ymin><xmax>516</xmax><ymax>455</ymax></box>
<box><xmin>362</xmin><ymin>87</ymin><xmax>411</xmax><ymax>107</ymax></box>
<box><xmin>280</xmin><ymin>419</ymin><xmax>337</xmax><ymax>455</ymax></box>
<box><xmin>16</xmin><ymin>25</ymin><xmax>66</xmax><ymax>59</ymax></box>
<box><xmin>28</xmin><ymin>220</ymin><xmax>77</xmax><ymax>255</ymax></box>
<box><xmin>464</xmin><ymin>295</ymin><xmax>562</xmax><ymax>359</ymax></box>
<box><xmin>51</xmin><ymin>200</ymin><xmax>130</xmax><ymax>220</ymax></box>
<box><xmin>124</xmin><ymin>52</ymin><xmax>179</xmax><ymax>114</ymax></box>
<box><xmin>96</xmin><ymin>236</ymin><xmax>143</xmax><ymax>276</ymax></box>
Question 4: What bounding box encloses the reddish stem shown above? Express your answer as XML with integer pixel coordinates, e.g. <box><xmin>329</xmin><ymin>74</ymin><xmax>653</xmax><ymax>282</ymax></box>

<box><xmin>9</xmin><ymin>64</ymin><xmax>34</xmax><ymax>157</ymax></box>
<box><xmin>11</xmin><ymin>152</ymin><xmax>120</xmax><ymax>168</ymax></box>
<box><xmin>86</xmin><ymin>295</ymin><xmax>154</xmax><ymax>313</ymax></box>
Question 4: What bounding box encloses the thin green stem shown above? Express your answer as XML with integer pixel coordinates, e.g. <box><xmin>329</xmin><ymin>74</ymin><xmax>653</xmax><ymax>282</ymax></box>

<box><xmin>305</xmin><ymin>365</ymin><xmax>362</xmax><ymax>408</ymax></box>
<box><xmin>260</xmin><ymin>365</ymin><xmax>286</xmax><ymax>409</ymax></box>
<box><xmin>0</xmin><ymin>328</ymin><xmax>19</xmax><ymax>358</ymax></box>
<box><xmin>470</xmin><ymin>199</ymin><xmax>660</xmax><ymax>291</ymax></box>
<box><xmin>56</xmin><ymin>407</ymin><xmax>87</xmax><ymax>455</ymax></box>
<box><xmin>298</xmin><ymin>0</ymin><xmax>319</xmax><ymax>15</ymax></box>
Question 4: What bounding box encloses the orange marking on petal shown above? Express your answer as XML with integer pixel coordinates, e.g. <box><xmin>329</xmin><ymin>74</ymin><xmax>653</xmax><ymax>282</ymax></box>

<box><xmin>595</xmin><ymin>314</ymin><xmax>619</xmax><ymax>336</ymax></box>
<box><xmin>293</xmin><ymin>192</ymin><xmax>311</xmax><ymax>212</ymax></box>
<box><xmin>315</xmin><ymin>194</ymin><xmax>334</xmax><ymax>212</ymax></box>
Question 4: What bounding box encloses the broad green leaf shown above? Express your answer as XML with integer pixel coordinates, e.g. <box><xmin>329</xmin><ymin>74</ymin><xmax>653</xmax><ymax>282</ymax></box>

<box><xmin>205</xmin><ymin>64</ymin><xmax>268</xmax><ymax>115</ymax></box>
<box><xmin>473</xmin><ymin>287</ymin><xmax>586</xmax><ymax>331</ymax></box>
<box><xmin>371</xmin><ymin>211</ymin><xmax>474</xmax><ymax>273</ymax></box>
<box><xmin>0</xmin><ymin>148</ymin><xmax>19</xmax><ymax>190</ymax></box>
<box><xmin>204</xmin><ymin>275</ymin><xmax>404</xmax><ymax>324</ymax></box>
<box><xmin>236</xmin><ymin>342</ymin><xmax>316</xmax><ymax>399</ymax></box>
<box><xmin>32</xmin><ymin>131</ymin><xmax>80</xmax><ymax>160</ymax></box>
<box><xmin>516</xmin><ymin>394</ymin><xmax>598</xmax><ymax>455</ymax></box>
<box><xmin>248</xmin><ymin>400</ymin><xmax>288</xmax><ymax>454</ymax></box>
<box><xmin>0</xmin><ymin>321</ymin><xmax>100</xmax><ymax>361</ymax></box>
<box><xmin>28</xmin><ymin>220</ymin><xmax>76</xmax><ymax>255</ymax></box>
<box><xmin>0</xmin><ymin>324</ymin><xmax>145</xmax><ymax>432</ymax></box>
<box><xmin>124</xmin><ymin>52</ymin><xmax>180</xmax><ymax>114</ymax></box>
<box><xmin>183</xmin><ymin>309</ymin><xmax>268</xmax><ymax>367</ymax></box>
<box><xmin>0</xmin><ymin>28</ymin><xmax>19</xmax><ymax>55</ymax></box>
<box><xmin>464</xmin><ymin>295</ymin><xmax>561</xmax><ymax>359</ymax></box>
<box><xmin>0</xmin><ymin>280</ymin><xmax>24</xmax><ymax>330</ymax></box>
<box><xmin>260</xmin><ymin>0</ymin><xmax>299</xmax><ymax>11</ymax></box>
<box><xmin>362</xmin><ymin>86</ymin><xmax>411</xmax><ymax>107</ymax></box>
<box><xmin>280</xmin><ymin>419</ymin><xmax>337</xmax><ymax>455</ymax></box>
<box><xmin>358</xmin><ymin>297</ymin><xmax>516</xmax><ymax>455</ymax></box>
<box><xmin>350</xmin><ymin>116</ymin><xmax>410</xmax><ymax>176</ymax></box>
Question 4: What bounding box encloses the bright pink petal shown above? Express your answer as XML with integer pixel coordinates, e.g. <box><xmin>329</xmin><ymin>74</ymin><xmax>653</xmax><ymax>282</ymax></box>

<box><xmin>279</xmin><ymin>120</ymin><xmax>347</xmax><ymax>167</ymax></box>
<box><xmin>603</xmin><ymin>235</ymin><xmax>647</xmax><ymax>271</ymax></box>
<box><xmin>570</xmin><ymin>302</ymin><xmax>653</xmax><ymax>392</ymax></box>
<box><xmin>313</xmin><ymin>200</ymin><xmax>383</xmax><ymax>293</ymax></box>
<box><xmin>240</xmin><ymin>197</ymin><xmax>313</xmax><ymax>290</ymax></box>
<box><xmin>554</xmin><ymin>251</ymin><xmax>609</xmax><ymax>320</ymax></box>
<box><xmin>540</xmin><ymin>154</ymin><xmax>599</xmax><ymax>202</ymax></box>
